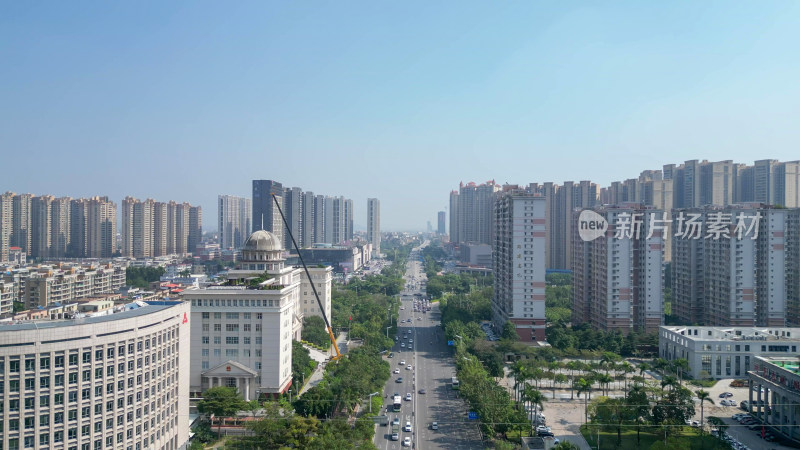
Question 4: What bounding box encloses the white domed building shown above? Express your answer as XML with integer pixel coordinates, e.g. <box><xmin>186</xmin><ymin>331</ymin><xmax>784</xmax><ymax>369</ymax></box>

<box><xmin>183</xmin><ymin>230</ymin><xmax>332</xmax><ymax>400</ymax></box>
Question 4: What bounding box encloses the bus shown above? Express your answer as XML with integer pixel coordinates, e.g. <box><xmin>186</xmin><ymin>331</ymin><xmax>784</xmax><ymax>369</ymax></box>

<box><xmin>451</xmin><ymin>377</ymin><xmax>460</xmax><ymax>390</ymax></box>
<box><xmin>392</xmin><ymin>395</ymin><xmax>402</xmax><ymax>412</ymax></box>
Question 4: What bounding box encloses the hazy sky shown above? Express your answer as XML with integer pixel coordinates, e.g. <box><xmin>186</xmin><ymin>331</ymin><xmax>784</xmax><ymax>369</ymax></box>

<box><xmin>2</xmin><ymin>2</ymin><xmax>800</xmax><ymax>231</ymax></box>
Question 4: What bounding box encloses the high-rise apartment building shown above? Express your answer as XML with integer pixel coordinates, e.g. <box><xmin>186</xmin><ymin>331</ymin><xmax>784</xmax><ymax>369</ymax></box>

<box><xmin>50</xmin><ymin>197</ymin><xmax>71</xmax><ymax>258</ymax></box>
<box><xmin>252</xmin><ymin>179</ymin><xmax>284</xmax><ymax>244</ymax></box>
<box><xmin>450</xmin><ymin>181</ymin><xmax>500</xmax><ymax>246</ymax></box>
<box><xmin>437</xmin><ymin>211</ymin><xmax>445</xmax><ymax>235</ymax></box>
<box><xmin>188</xmin><ymin>205</ymin><xmax>203</xmax><ymax>252</ymax></box>
<box><xmin>0</xmin><ymin>192</ymin><xmax>12</xmax><ymax>262</ymax></box>
<box><xmin>86</xmin><ymin>196</ymin><xmax>117</xmax><ymax>258</ymax></box>
<box><xmin>218</xmin><ymin>195</ymin><xmax>252</xmax><ymax>250</ymax></box>
<box><xmin>153</xmin><ymin>201</ymin><xmax>169</xmax><ymax>256</ymax></box>
<box><xmin>301</xmin><ymin>191</ymin><xmax>315</xmax><ymax>248</ymax></box>
<box><xmin>283</xmin><ymin>187</ymin><xmax>304</xmax><ymax>249</ymax></box>
<box><xmin>492</xmin><ymin>190</ymin><xmax>546</xmax><ymax>341</ymax></box>
<box><xmin>671</xmin><ymin>205</ymin><xmax>796</xmax><ymax>327</ymax></box>
<box><xmin>313</xmin><ymin>195</ymin><xmax>326</xmax><ymax>244</ymax></box>
<box><xmin>343</xmin><ymin>198</ymin><xmax>354</xmax><ymax>242</ymax></box>
<box><xmin>11</xmin><ymin>193</ymin><xmax>33</xmax><ymax>255</ymax></box>
<box><xmin>367</xmin><ymin>198</ymin><xmax>380</xmax><ymax>256</ymax></box>
<box><xmin>572</xmin><ymin>205</ymin><xmax>665</xmax><ymax>334</ymax></box>
<box><xmin>30</xmin><ymin>195</ymin><xmax>54</xmax><ymax>259</ymax></box>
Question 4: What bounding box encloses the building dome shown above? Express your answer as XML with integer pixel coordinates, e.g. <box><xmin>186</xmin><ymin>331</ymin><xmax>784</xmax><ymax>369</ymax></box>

<box><xmin>243</xmin><ymin>230</ymin><xmax>283</xmax><ymax>252</ymax></box>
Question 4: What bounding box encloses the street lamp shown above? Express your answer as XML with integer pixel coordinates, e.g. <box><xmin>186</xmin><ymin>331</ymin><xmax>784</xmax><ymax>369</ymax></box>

<box><xmin>386</xmin><ymin>326</ymin><xmax>392</xmax><ymax>339</ymax></box>
<box><xmin>367</xmin><ymin>391</ymin><xmax>380</xmax><ymax>413</ymax></box>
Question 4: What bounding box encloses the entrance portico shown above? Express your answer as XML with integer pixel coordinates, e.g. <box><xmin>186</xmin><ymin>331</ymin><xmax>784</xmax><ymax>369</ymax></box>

<box><xmin>202</xmin><ymin>360</ymin><xmax>259</xmax><ymax>401</ymax></box>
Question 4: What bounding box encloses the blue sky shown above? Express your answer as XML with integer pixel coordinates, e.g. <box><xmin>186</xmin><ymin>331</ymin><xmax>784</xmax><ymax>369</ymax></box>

<box><xmin>2</xmin><ymin>1</ymin><xmax>799</xmax><ymax>231</ymax></box>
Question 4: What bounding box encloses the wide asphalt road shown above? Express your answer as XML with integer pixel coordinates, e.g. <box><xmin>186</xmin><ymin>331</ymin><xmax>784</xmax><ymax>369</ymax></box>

<box><xmin>373</xmin><ymin>246</ymin><xmax>482</xmax><ymax>450</ymax></box>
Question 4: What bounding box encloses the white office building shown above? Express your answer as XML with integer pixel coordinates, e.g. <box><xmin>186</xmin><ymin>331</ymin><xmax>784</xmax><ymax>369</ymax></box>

<box><xmin>0</xmin><ymin>300</ymin><xmax>190</xmax><ymax>450</ymax></box>
<box><xmin>659</xmin><ymin>325</ymin><xmax>800</xmax><ymax>380</ymax></box>
<box><xmin>183</xmin><ymin>230</ymin><xmax>331</xmax><ymax>400</ymax></box>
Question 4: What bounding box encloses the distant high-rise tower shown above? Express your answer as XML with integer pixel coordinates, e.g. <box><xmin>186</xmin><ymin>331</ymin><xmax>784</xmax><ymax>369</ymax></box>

<box><xmin>50</xmin><ymin>197</ymin><xmax>71</xmax><ymax>258</ymax></box>
<box><xmin>218</xmin><ymin>195</ymin><xmax>252</xmax><ymax>250</ymax></box>
<box><xmin>30</xmin><ymin>195</ymin><xmax>54</xmax><ymax>258</ymax></box>
<box><xmin>252</xmin><ymin>180</ymin><xmax>284</xmax><ymax>244</ymax></box>
<box><xmin>86</xmin><ymin>196</ymin><xmax>116</xmax><ymax>258</ymax></box>
<box><xmin>437</xmin><ymin>211</ymin><xmax>445</xmax><ymax>235</ymax></box>
<box><xmin>188</xmin><ymin>205</ymin><xmax>203</xmax><ymax>252</ymax></box>
<box><xmin>283</xmin><ymin>187</ymin><xmax>304</xmax><ymax>249</ymax></box>
<box><xmin>11</xmin><ymin>193</ymin><xmax>33</xmax><ymax>255</ymax></box>
<box><xmin>367</xmin><ymin>198</ymin><xmax>380</xmax><ymax>256</ymax></box>
<box><xmin>0</xmin><ymin>192</ymin><xmax>13</xmax><ymax>261</ymax></box>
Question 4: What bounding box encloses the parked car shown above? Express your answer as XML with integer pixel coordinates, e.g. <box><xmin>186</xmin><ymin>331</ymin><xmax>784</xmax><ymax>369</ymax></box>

<box><xmin>719</xmin><ymin>392</ymin><xmax>734</xmax><ymax>398</ymax></box>
<box><xmin>431</xmin><ymin>421</ymin><xmax>439</xmax><ymax>430</ymax></box>
<box><xmin>396</xmin><ymin>377</ymin><xmax>403</xmax><ymax>383</ymax></box>
<box><xmin>537</xmin><ymin>431</ymin><xmax>555</xmax><ymax>437</ymax></box>
<box><xmin>391</xmin><ymin>433</ymin><xmax>399</xmax><ymax>441</ymax></box>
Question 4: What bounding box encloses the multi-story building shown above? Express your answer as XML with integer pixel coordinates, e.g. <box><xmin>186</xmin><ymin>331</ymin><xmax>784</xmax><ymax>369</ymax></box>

<box><xmin>747</xmin><ymin>356</ymin><xmax>800</xmax><ymax>446</ymax></box>
<box><xmin>283</xmin><ymin>187</ymin><xmax>304</xmax><ymax>249</ymax></box>
<box><xmin>437</xmin><ymin>211</ymin><xmax>445</xmax><ymax>235</ymax></box>
<box><xmin>492</xmin><ymin>190</ymin><xmax>546</xmax><ymax>342</ymax></box>
<box><xmin>218</xmin><ymin>195</ymin><xmax>252</xmax><ymax>250</ymax></box>
<box><xmin>367</xmin><ymin>198</ymin><xmax>380</xmax><ymax>257</ymax></box>
<box><xmin>451</xmin><ymin>181</ymin><xmax>500</xmax><ymax>247</ymax></box>
<box><xmin>572</xmin><ymin>204</ymin><xmax>665</xmax><ymax>334</ymax></box>
<box><xmin>183</xmin><ymin>230</ymin><xmax>331</xmax><ymax>399</ymax></box>
<box><xmin>299</xmin><ymin>266</ymin><xmax>332</xmax><ymax>323</ymax></box>
<box><xmin>30</xmin><ymin>195</ymin><xmax>54</xmax><ymax>259</ymax></box>
<box><xmin>0</xmin><ymin>279</ymin><xmax>15</xmax><ymax>316</ymax></box>
<box><xmin>659</xmin><ymin>325</ymin><xmax>800</xmax><ymax>380</ymax></box>
<box><xmin>11</xmin><ymin>193</ymin><xmax>33</xmax><ymax>256</ymax></box>
<box><xmin>50</xmin><ymin>197</ymin><xmax>71</xmax><ymax>259</ymax></box>
<box><xmin>301</xmin><ymin>191</ymin><xmax>315</xmax><ymax>248</ymax></box>
<box><xmin>85</xmin><ymin>196</ymin><xmax>117</xmax><ymax>259</ymax></box>
<box><xmin>0</xmin><ymin>193</ymin><xmax>13</xmax><ymax>262</ymax></box>
<box><xmin>313</xmin><ymin>195</ymin><xmax>326</xmax><ymax>245</ymax></box>
<box><xmin>0</xmin><ymin>300</ymin><xmax>190</xmax><ymax>450</ymax></box>
<box><xmin>252</xmin><ymin>179</ymin><xmax>284</xmax><ymax>244</ymax></box>
<box><xmin>122</xmin><ymin>197</ymin><xmax>200</xmax><ymax>257</ymax></box>
<box><xmin>671</xmin><ymin>205</ymin><xmax>796</xmax><ymax>326</ymax></box>
<box><xmin>22</xmin><ymin>263</ymin><xmax>127</xmax><ymax>308</ymax></box>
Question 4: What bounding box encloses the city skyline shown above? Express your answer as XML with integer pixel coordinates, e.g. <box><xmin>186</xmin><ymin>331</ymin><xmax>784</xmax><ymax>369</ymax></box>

<box><xmin>3</xmin><ymin>2</ymin><xmax>800</xmax><ymax>230</ymax></box>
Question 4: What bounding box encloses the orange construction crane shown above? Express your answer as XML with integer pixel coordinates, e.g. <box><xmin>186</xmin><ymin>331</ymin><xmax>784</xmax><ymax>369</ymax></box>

<box><xmin>272</xmin><ymin>194</ymin><xmax>342</xmax><ymax>361</ymax></box>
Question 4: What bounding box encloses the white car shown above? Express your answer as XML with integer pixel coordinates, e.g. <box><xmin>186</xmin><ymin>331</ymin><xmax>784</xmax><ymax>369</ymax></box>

<box><xmin>536</xmin><ymin>425</ymin><xmax>552</xmax><ymax>433</ymax></box>
<box><xmin>403</xmin><ymin>437</ymin><xmax>411</xmax><ymax>447</ymax></box>
<box><xmin>400</xmin><ymin>360</ymin><xmax>406</xmax><ymax>365</ymax></box>
<box><xmin>404</xmin><ymin>422</ymin><xmax>412</xmax><ymax>432</ymax></box>
<box><xmin>409</xmin><ymin>339</ymin><xmax>413</xmax><ymax>343</ymax></box>
<box><xmin>405</xmin><ymin>393</ymin><xmax>412</xmax><ymax>401</ymax></box>
<box><xmin>394</xmin><ymin>369</ymin><xmax>400</xmax><ymax>374</ymax></box>
<box><xmin>401</xmin><ymin>343</ymin><xmax>405</xmax><ymax>348</ymax></box>
<box><xmin>406</xmin><ymin>365</ymin><xmax>412</xmax><ymax>370</ymax></box>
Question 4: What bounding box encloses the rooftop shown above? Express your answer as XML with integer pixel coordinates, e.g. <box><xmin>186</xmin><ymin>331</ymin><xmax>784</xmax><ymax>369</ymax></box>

<box><xmin>0</xmin><ymin>301</ymin><xmax>180</xmax><ymax>332</ymax></box>
<box><xmin>662</xmin><ymin>326</ymin><xmax>800</xmax><ymax>341</ymax></box>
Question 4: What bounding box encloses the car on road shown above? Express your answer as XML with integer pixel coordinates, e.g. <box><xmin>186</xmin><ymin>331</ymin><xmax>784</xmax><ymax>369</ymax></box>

<box><xmin>537</xmin><ymin>430</ymin><xmax>554</xmax><ymax>437</ymax></box>
<box><xmin>720</xmin><ymin>392</ymin><xmax>734</xmax><ymax>398</ymax></box>
<box><xmin>418</xmin><ymin>389</ymin><xmax>426</xmax><ymax>394</ymax></box>
<box><xmin>392</xmin><ymin>417</ymin><xmax>400</xmax><ymax>426</ymax></box>
<box><xmin>403</xmin><ymin>437</ymin><xmax>412</xmax><ymax>447</ymax></box>
<box><xmin>404</xmin><ymin>422</ymin><xmax>412</xmax><ymax>432</ymax></box>
<box><xmin>431</xmin><ymin>421</ymin><xmax>439</xmax><ymax>430</ymax></box>
<box><xmin>536</xmin><ymin>426</ymin><xmax>552</xmax><ymax>433</ymax></box>
<box><xmin>409</xmin><ymin>339</ymin><xmax>413</xmax><ymax>343</ymax></box>
<box><xmin>388</xmin><ymin>352</ymin><xmax>394</xmax><ymax>358</ymax></box>
<box><xmin>391</xmin><ymin>433</ymin><xmax>399</xmax><ymax>441</ymax></box>
<box><xmin>400</xmin><ymin>360</ymin><xmax>406</xmax><ymax>365</ymax></box>
<box><xmin>405</xmin><ymin>393</ymin><xmax>412</xmax><ymax>401</ymax></box>
<box><xmin>396</xmin><ymin>377</ymin><xmax>403</xmax><ymax>383</ymax></box>
<box><xmin>406</xmin><ymin>365</ymin><xmax>412</xmax><ymax>370</ymax></box>
<box><xmin>401</xmin><ymin>343</ymin><xmax>405</xmax><ymax>348</ymax></box>
<box><xmin>394</xmin><ymin>369</ymin><xmax>400</xmax><ymax>374</ymax></box>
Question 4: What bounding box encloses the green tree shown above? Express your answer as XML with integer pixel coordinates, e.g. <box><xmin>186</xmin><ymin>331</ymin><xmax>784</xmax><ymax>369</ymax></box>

<box><xmin>522</xmin><ymin>386</ymin><xmax>546</xmax><ymax>435</ymax></box>
<box><xmin>501</xmin><ymin>321</ymin><xmax>520</xmax><ymax>341</ymax></box>
<box><xmin>552</xmin><ymin>442</ymin><xmax>580</xmax><ymax>450</ymax></box>
<box><xmin>302</xmin><ymin>316</ymin><xmax>332</xmax><ymax>349</ymax></box>
<box><xmin>695</xmin><ymin>389</ymin><xmax>714</xmax><ymax>432</ymax></box>
<box><xmin>575</xmin><ymin>377</ymin><xmax>593</xmax><ymax>424</ymax></box>
<box><xmin>229</xmin><ymin>402</ymin><xmax>319</xmax><ymax>449</ymax></box>
<box><xmin>196</xmin><ymin>387</ymin><xmax>249</xmax><ymax>436</ymax></box>
<box><xmin>626</xmin><ymin>384</ymin><xmax>652</xmax><ymax>446</ymax></box>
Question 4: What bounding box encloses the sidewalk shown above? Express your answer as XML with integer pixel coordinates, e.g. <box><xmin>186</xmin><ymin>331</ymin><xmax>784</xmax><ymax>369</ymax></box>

<box><xmin>298</xmin><ymin>332</ymin><xmax>348</xmax><ymax>396</ymax></box>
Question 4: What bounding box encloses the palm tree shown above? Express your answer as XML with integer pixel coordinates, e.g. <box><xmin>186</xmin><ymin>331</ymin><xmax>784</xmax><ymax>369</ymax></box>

<box><xmin>511</xmin><ymin>361</ymin><xmax>528</xmax><ymax>406</ymax></box>
<box><xmin>523</xmin><ymin>387</ymin><xmax>547</xmax><ymax>435</ymax></box>
<box><xmin>638</xmin><ymin>362</ymin><xmax>650</xmax><ymax>383</ymax></box>
<box><xmin>696</xmin><ymin>389</ymin><xmax>715</xmax><ymax>432</ymax></box>
<box><xmin>566</xmin><ymin>361</ymin><xmax>581</xmax><ymax>400</ymax></box>
<box><xmin>575</xmin><ymin>378</ymin><xmax>593</xmax><ymax>424</ymax></box>
<box><xmin>595</xmin><ymin>372</ymin><xmax>613</xmax><ymax>396</ymax></box>
<box><xmin>620</xmin><ymin>362</ymin><xmax>635</xmax><ymax>392</ymax></box>
<box><xmin>674</xmin><ymin>358</ymin><xmax>690</xmax><ymax>384</ymax></box>
<box><xmin>660</xmin><ymin>375</ymin><xmax>679</xmax><ymax>399</ymax></box>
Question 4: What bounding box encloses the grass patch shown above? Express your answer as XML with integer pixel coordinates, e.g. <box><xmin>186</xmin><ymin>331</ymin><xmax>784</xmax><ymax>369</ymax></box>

<box><xmin>689</xmin><ymin>379</ymin><xmax>718</xmax><ymax>388</ymax></box>
<box><xmin>580</xmin><ymin>425</ymin><xmax>730</xmax><ymax>450</ymax></box>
